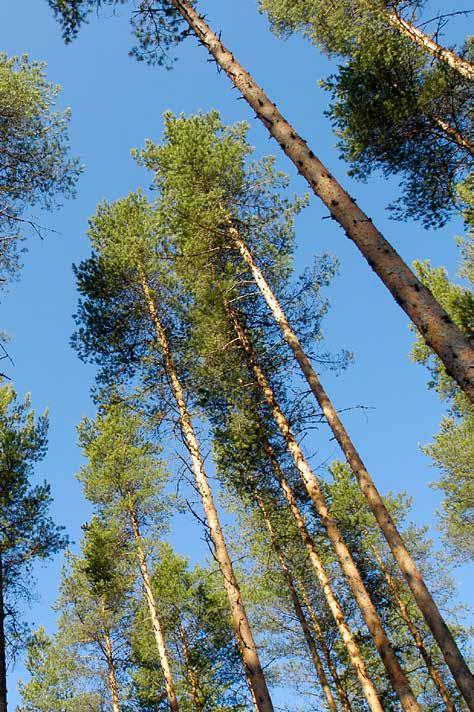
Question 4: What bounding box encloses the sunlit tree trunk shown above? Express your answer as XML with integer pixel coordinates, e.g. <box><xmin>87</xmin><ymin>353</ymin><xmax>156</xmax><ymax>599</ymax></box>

<box><xmin>139</xmin><ymin>271</ymin><xmax>274</xmax><ymax>712</ymax></box>
<box><xmin>229</xmin><ymin>225</ymin><xmax>473</xmax><ymax>706</ymax></box>
<box><xmin>104</xmin><ymin>629</ymin><xmax>121</xmax><ymax>712</ymax></box>
<box><xmin>296</xmin><ymin>577</ymin><xmax>353</xmax><ymax>712</ymax></box>
<box><xmin>434</xmin><ymin>117</ymin><xmax>473</xmax><ymax>153</ymax></box>
<box><xmin>255</xmin><ymin>493</ymin><xmax>338</xmax><ymax>712</ymax></box>
<box><xmin>370</xmin><ymin>543</ymin><xmax>456</xmax><ymax>712</ymax></box>
<box><xmin>0</xmin><ymin>555</ymin><xmax>7</xmax><ymax>712</ymax></box>
<box><xmin>168</xmin><ymin>0</ymin><xmax>474</xmax><ymax>404</ymax></box>
<box><xmin>387</xmin><ymin>11</ymin><xmax>474</xmax><ymax>80</ymax></box>
<box><xmin>228</xmin><ymin>308</ymin><xmax>419</xmax><ymax>712</ymax></box>
<box><xmin>129</xmin><ymin>505</ymin><xmax>179</xmax><ymax>712</ymax></box>
<box><xmin>257</xmin><ymin>428</ymin><xmax>382</xmax><ymax>712</ymax></box>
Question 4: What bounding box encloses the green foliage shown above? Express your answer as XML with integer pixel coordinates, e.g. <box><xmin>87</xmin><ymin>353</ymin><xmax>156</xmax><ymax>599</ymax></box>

<box><xmin>132</xmin><ymin>543</ymin><xmax>246</xmax><ymax>710</ymax></box>
<box><xmin>17</xmin><ymin>627</ymin><xmax>106</xmax><ymax>711</ymax></box>
<box><xmin>0</xmin><ymin>380</ymin><xmax>67</xmax><ymax>657</ymax></box>
<box><xmin>0</xmin><ymin>53</ymin><xmax>81</xmax><ymax>288</ymax></box>
<box><xmin>260</xmin><ymin>0</ymin><xmax>473</xmax><ymax>227</ymax></box>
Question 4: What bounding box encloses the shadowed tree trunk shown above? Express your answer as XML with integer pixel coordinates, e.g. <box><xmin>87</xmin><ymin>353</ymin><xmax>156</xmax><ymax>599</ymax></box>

<box><xmin>370</xmin><ymin>543</ymin><xmax>456</xmax><ymax>712</ymax></box>
<box><xmin>138</xmin><ymin>270</ymin><xmax>274</xmax><ymax>712</ymax></box>
<box><xmin>255</xmin><ymin>493</ymin><xmax>338</xmax><ymax>712</ymax></box>
<box><xmin>296</xmin><ymin>576</ymin><xmax>353</xmax><ymax>712</ymax></box>
<box><xmin>129</xmin><ymin>505</ymin><xmax>179</xmax><ymax>712</ymax></box>
<box><xmin>0</xmin><ymin>555</ymin><xmax>7</xmax><ymax>712</ymax></box>
<box><xmin>178</xmin><ymin>622</ymin><xmax>204</xmax><ymax>711</ymax></box>
<box><xmin>228</xmin><ymin>224</ymin><xmax>473</xmax><ymax>707</ymax></box>
<box><xmin>167</xmin><ymin>0</ymin><xmax>474</xmax><ymax>405</ymax></box>
<box><xmin>228</xmin><ymin>307</ymin><xmax>420</xmax><ymax>712</ymax></box>
<box><xmin>257</xmin><ymin>428</ymin><xmax>383</xmax><ymax>712</ymax></box>
<box><xmin>104</xmin><ymin>629</ymin><xmax>121</xmax><ymax>712</ymax></box>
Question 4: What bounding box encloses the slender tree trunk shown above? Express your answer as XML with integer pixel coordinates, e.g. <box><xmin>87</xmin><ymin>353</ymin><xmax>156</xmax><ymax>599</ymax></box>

<box><xmin>0</xmin><ymin>556</ymin><xmax>7</xmax><ymax>712</ymax></box>
<box><xmin>104</xmin><ymin>630</ymin><xmax>121</xmax><ymax>712</ymax></box>
<box><xmin>230</xmin><ymin>226</ymin><xmax>474</xmax><ymax>707</ymax></box>
<box><xmin>138</xmin><ymin>271</ymin><xmax>274</xmax><ymax>712</ymax></box>
<box><xmin>168</xmin><ymin>0</ymin><xmax>474</xmax><ymax>404</ymax></box>
<box><xmin>257</xmin><ymin>428</ymin><xmax>383</xmax><ymax>712</ymax></box>
<box><xmin>129</xmin><ymin>507</ymin><xmax>179</xmax><ymax>712</ymax></box>
<box><xmin>255</xmin><ymin>493</ymin><xmax>338</xmax><ymax>712</ymax></box>
<box><xmin>370</xmin><ymin>543</ymin><xmax>456</xmax><ymax>712</ymax></box>
<box><xmin>387</xmin><ymin>11</ymin><xmax>474</xmax><ymax>80</ymax></box>
<box><xmin>178</xmin><ymin>623</ymin><xmax>204</xmax><ymax>711</ymax></box>
<box><xmin>297</xmin><ymin>577</ymin><xmax>353</xmax><ymax>712</ymax></box>
<box><xmin>434</xmin><ymin>117</ymin><xmax>474</xmax><ymax>153</ymax></box>
<box><xmin>229</xmin><ymin>308</ymin><xmax>420</xmax><ymax>712</ymax></box>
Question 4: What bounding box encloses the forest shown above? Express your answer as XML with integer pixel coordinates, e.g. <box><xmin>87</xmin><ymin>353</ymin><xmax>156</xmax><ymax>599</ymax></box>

<box><xmin>0</xmin><ymin>0</ymin><xmax>473</xmax><ymax>710</ymax></box>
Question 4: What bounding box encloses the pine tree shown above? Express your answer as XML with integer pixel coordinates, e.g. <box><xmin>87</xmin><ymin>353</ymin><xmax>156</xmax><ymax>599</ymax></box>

<box><xmin>0</xmin><ymin>381</ymin><xmax>67</xmax><ymax>712</ymax></box>
<box><xmin>48</xmin><ymin>0</ymin><xmax>474</xmax><ymax>404</ymax></box>
<box><xmin>77</xmin><ymin>400</ymin><xmax>179</xmax><ymax>711</ymax></box>
<box><xmin>0</xmin><ymin>53</ymin><xmax>81</xmax><ymax>289</ymax></box>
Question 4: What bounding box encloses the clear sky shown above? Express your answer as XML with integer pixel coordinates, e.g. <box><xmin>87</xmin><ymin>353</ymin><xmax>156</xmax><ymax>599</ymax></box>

<box><xmin>1</xmin><ymin>0</ymin><xmax>472</xmax><ymax>708</ymax></box>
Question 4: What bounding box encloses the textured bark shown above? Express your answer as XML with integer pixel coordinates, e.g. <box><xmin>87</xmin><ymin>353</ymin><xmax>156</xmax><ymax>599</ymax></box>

<box><xmin>297</xmin><ymin>577</ymin><xmax>353</xmax><ymax>712</ymax></box>
<box><xmin>0</xmin><ymin>556</ymin><xmax>7</xmax><ymax>712</ymax></box>
<box><xmin>229</xmin><ymin>309</ymin><xmax>420</xmax><ymax>712</ymax></box>
<box><xmin>434</xmin><ymin>117</ymin><xmax>474</xmax><ymax>153</ymax></box>
<box><xmin>255</xmin><ymin>494</ymin><xmax>338</xmax><ymax>712</ymax></box>
<box><xmin>179</xmin><ymin>624</ymin><xmax>204</xmax><ymax>711</ymax></box>
<box><xmin>104</xmin><ymin>630</ymin><xmax>121</xmax><ymax>712</ymax></box>
<box><xmin>387</xmin><ymin>11</ymin><xmax>474</xmax><ymax>81</ymax></box>
<box><xmin>231</xmin><ymin>226</ymin><xmax>474</xmax><ymax>707</ymax></box>
<box><xmin>168</xmin><ymin>0</ymin><xmax>474</xmax><ymax>404</ymax></box>
<box><xmin>139</xmin><ymin>271</ymin><xmax>274</xmax><ymax>712</ymax></box>
<box><xmin>370</xmin><ymin>544</ymin><xmax>456</xmax><ymax>712</ymax></box>
<box><xmin>130</xmin><ymin>507</ymin><xmax>179</xmax><ymax>712</ymax></box>
<box><xmin>258</xmin><ymin>429</ymin><xmax>383</xmax><ymax>712</ymax></box>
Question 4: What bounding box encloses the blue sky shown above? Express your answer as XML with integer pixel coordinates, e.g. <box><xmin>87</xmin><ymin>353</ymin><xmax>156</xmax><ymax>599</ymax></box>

<box><xmin>1</xmin><ymin>0</ymin><xmax>472</xmax><ymax>707</ymax></box>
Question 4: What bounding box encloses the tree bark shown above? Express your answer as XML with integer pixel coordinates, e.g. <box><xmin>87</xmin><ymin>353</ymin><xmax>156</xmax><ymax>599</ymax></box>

<box><xmin>168</xmin><ymin>0</ymin><xmax>474</xmax><ymax>405</ymax></box>
<box><xmin>387</xmin><ymin>11</ymin><xmax>474</xmax><ymax>81</ymax></box>
<box><xmin>229</xmin><ymin>308</ymin><xmax>420</xmax><ymax>712</ymax></box>
<box><xmin>0</xmin><ymin>555</ymin><xmax>7</xmax><ymax>712</ymax></box>
<box><xmin>178</xmin><ymin>623</ymin><xmax>204</xmax><ymax>711</ymax></box>
<box><xmin>104</xmin><ymin>629</ymin><xmax>121</xmax><ymax>712</ymax></box>
<box><xmin>434</xmin><ymin>117</ymin><xmax>474</xmax><ymax>153</ymax></box>
<box><xmin>297</xmin><ymin>577</ymin><xmax>353</xmax><ymax>712</ymax></box>
<box><xmin>258</xmin><ymin>429</ymin><xmax>383</xmax><ymax>712</ymax></box>
<box><xmin>370</xmin><ymin>543</ymin><xmax>456</xmax><ymax>712</ymax></box>
<box><xmin>255</xmin><ymin>493</ymin><xmax>338</xmax><ymax>712</ymax></box>
<box><xmin>129</xmin><ymin>507</ymin><xmax>180</xmax><ymax>712</ymax></box>
<box><xmin>139</xmin><ymin>270</ymin><xmax>274</xmax><ymax>712</ymax></box>
<box><xmin>230</xmin><ymin>226</ymin><xmax>474</xmax><ymax>708</ymax></box>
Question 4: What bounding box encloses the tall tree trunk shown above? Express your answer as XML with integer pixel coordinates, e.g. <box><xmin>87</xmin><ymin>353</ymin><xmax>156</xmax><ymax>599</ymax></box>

<box><xmin>370</xmin><ymin>543</ymin><xmax>456</xmax><ymax>712</ymax></box>
<box><xmin>387</xmin><ymin>11</ymin><xmax>474</xmax><ymax>80</ymax></box>
<box><xmin>0</xmin><ymin>556</ymin><xmax>7</xmax><ymax>712</ymax></box>
<box><xmin>258</xmin><ymin>428</ymin><xmax>383</xmax><ymax>712</ymax></box>
<box><xmin>104</xmin><ymin>629</ymin><xmax>121</xmax><ymax>712</ymax></box>
<box><xmin>229</xmin><ymin>309</ymin><xmax>420</xmax><ymax>712</ymax></box>
<box><xmin>139</xmin><ymin>271</ymin><xmax>274</xmax><ymax>712</ymax></box>
<box><xmin>129</xmin><ymin>507</ymin><xmax>179</xmax><ymax>712</ymax></box>
<box><xmin>434</xmin><ymin>117</ymin><xmax>473</xmax><ymax>153</ymax></box>
<box><xmin>178</xmin><ymin>623</ymin><xmax>204</xmax><ymax>711</ymax></box>
<box><xmin>254</xmin><ymin>493</ymin><xmax>338</xmax><ymax>712</ymax></box>
<box><xmin>168</xmin><ymin>0</ymin><xmax>474</xmax><ymax>404</ymax></box>
<box><xmin>296</xmin><ymin>577</ymin><xmax>353</xmax><ymax>712</ymax></box>
<box><xmin>230</xmin><ymin>226</ymin><xmax>473</xmax><ymax>707</ymax></box>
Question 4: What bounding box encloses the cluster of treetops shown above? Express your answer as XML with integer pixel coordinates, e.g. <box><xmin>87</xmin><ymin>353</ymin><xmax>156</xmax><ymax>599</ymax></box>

<box><xmin>0</xmin><ymin>0</ymin><xmax>472</xmax><ymax>710</ymax></box>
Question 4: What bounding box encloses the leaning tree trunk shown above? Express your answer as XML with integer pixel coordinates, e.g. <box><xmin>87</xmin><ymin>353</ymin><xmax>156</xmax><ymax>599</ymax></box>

<box><xmin>257</xmin><ymin>428</ymin><xmax>383</xmax><ymax>712</ymax></box>
<box><xmin>167</xmin><ymin>0</ymin><xmax>474</xmax><ymax>404</ymax></box>
<box><xmin>230</xmin><ymin>225</ymin><xmax>474</xmax><ymax>707</ymax></box>
<box><xmin>296</xmin><ymin>576</ymin><xmax>353</xmax><ymax>712</ymax></box>
<box><xmin>104</xmin><ymin>629</ymin><xmax>121</xmax><ymax>712</ymax></box>
<box><xmin>228</xmin><ymin>309</ymin><xmax>420</xmax><ymax>712</ymax></box>
<box><xmin>138</xmin><ymin>271</ymin><xmax>274</xmax><ymax>712</ymax></box>
<box><xmin>0</xmin><ymin>556</ymin><xmax>7</xmax><ymax>712</ymax></box>
<box><xmin>129</xmin><ymin>506</ymin><xmax>179</xmax><ymax>712</ymax></box>
<box><xmin>255</xmin><ymin>493</ymin><xmax>338</xmax><ymax>712</ymax></box>
<box><xmin>370</xmin><ymin>543</ymin><xmax>456</xmax><ymax>712</ymax></box>
<box><xmin>387</xmin><ymin>11</ymin><xmax>474</xmax><ymax>80</ymax></box>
